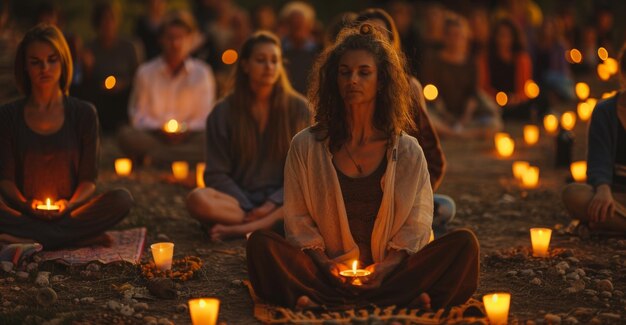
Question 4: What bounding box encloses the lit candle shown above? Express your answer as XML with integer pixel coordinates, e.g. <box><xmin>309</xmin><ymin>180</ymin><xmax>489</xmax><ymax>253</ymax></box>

<box><xmin>575</xmin><ymin>82</ymin><xmax>590</xmax><ymax>101</ymax></box>
<box><xmin>577</xmin><ymin>102</ymin><xmax>593</xmax><ymax>122</ymax></box>
<box><xmin>604</xmin><ymin>57</ymin><xmax>618</xmax><ymax>75</ymax></box>
<box><xmin>530</xmin><ymin>228</ymin><xmax>552</xmax><ymax>257</ymax></box>
<box><xmin>339</xmin><ymin>260</ymin><xmax>372</xmax><ymax>286</ymax></box>
<box><xmin>524</xmin><ymin>80</ymin><xmax>540</xmax><ymax>99</ymax></box>
<box><xmin>570</xmin><ymin>161</ymin><xmax>587</xmax><ymax>182</ymax></box>
<box><xmin>495</xmin><ymin>136</ymin><xmax>515</xmax><ymax>158</ymax></box>
<box><xmin>523</xmin><ymin>125</ymin><xmax>539</xmax><ymax>146</ymax></box>
<box><xmin>163</xmin><ymin>119</ymin><xmax>180</xmax><ymax>133</ymax></box>
<box><xmin>172</xmin><ymin>161</ymin><xmax>189</xmax><ymax>180</ymax></box>
<box><xmin>423</xmin><ymin>84</ymin><xmax>438</xmax><ymax>101</ymax></box>
<box><xmin>483</xmin><ymin>293</ymin><xmax>511</xmax><ymax>325</ymax></box>
<box><xmin>104</xmin><ymin>75</ymin><xmax>116</xmax><ymax>90</ymax></box>
<box><xmin>543</xmin><ymin>114</ymin><xmax>559</xmax><ymax>134</ymax></box>
<box><xmin>521</xmin><ymin>166</ymin><xmax>539</xmax><ymax>189</ymax></box>
<box><xmin>36</xmin><ymin>198</ymin><xmax>60</xmax><ymax>211</ymax></box>
<box><xmin>496</xmin><ymin>92</ymin><xmax>508</xmax><ymax>106</ymax></box>
<box><xmin>150</xmin><ymin>242</ymin><xmax>174</xmax><ymax>271</ymax></box>
<box><xmin>115</xmin><ymin>158</ymin><xmax>132</xmax><ymax>176</ymax></box>
<box><xmin>560</xmin><ymin>111</ymin><xmax>576</xmax><ymax>131</ymax></box>
<box><xmin>196</xmin><ymin>163</ymin><xmax>206</xmax><ymax>188</ymax></box>
<box><xmin>512</xmin><ymin>161</ymin><xmax>529</xmax><ymax>181</ymax></box>
<box><xmin>188</xmin><ymin>298</ymin><xmax>220</xmax><ymax>325</ymax></box>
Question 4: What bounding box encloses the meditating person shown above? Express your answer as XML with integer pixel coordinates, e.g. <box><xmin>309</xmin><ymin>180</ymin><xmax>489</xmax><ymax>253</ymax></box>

<box><xmin>0</xmin><ymin>24</ymin><xmax>133</xmax><ymax>251</ymax></box>
<box><xmin>247</xmin><ymin>24</ymin><xmax>479</xmax><ymax>310</ymax></box>
<box><xmin>421</xmin><ymin>15</ymin><xmax>501</xmax><ymax>139</ymax></box>
<box><xmin>118</xmin><ymin>10</ymin><xmax>216</xmax><ymax>166</ymax></box>
<box><xmin>562</xmin><ymin>45</ymin><xmax>626</xmax><ymax>234</ymax></box>
<box><xmin>186</xmin><ymin>31</ymin><xmax>310</xmax><ymax>241</ymax></box>
<box><xmin>355</xmin><ymin>8</ymin><xmax>454</xmax><ymax>237</ymax></box>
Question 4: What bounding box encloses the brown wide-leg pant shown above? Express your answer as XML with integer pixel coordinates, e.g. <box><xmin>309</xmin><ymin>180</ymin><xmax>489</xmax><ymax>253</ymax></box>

<box><xmin>0</xmin><ymin>189</ymin><xmax>133</xmax><ymax>250</ymax></box>
<box><xmin>247</xmin><ymin>229</ymin><xmax>479</xmax><ymax>309</ymax></box>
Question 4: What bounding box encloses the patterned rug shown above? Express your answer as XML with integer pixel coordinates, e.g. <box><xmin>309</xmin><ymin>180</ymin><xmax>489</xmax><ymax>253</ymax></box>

<box><xmin>38</xmin><ymin>228</ymin><xmax>146</xmax><ymax>265</ymax></box>
<box><xmin>244</xmin><ymin>281</ymin><xmax>488</xmax><ymax>324</ymax></box>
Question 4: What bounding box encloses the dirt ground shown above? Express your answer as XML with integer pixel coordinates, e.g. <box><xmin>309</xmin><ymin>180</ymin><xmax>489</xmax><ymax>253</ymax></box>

<box><xmin>1</xmin><ymin>116</ymin><xmax>626</xmax><ymax>324</ymax></box>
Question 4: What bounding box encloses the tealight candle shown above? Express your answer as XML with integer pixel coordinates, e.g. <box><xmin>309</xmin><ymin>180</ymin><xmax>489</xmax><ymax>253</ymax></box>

<box><xmin>188</xmin><ymin>298</ymin><xmax>220</xmax><ymax>325</ymax></box>
<box><xmin>575</xmin><ymin>82</ymin><xmax>590</xmax><ymax>101</ymax></box>
<box><xmin>339</xmin><ymin>260</ymin><xmax>372</xmax><ymax>286</ymax></box>
<box><xmin>196</xmin><ymin>163</ymin><xmax>206</xmax><ymax>188</ymax></box>
<box><xmin>543</xmin><ymin>114</ymin><xmax>559</xmax><ymax>134</ymax></box>
<box><xmin>570</xmin><ymin>161</ymin><xmax>587</xmax><ymax>182</ymax></box>
<box><xmin>483</xmin><ymin>293</ymin><xmax>511</xmax><ymax>325</ymax></box>
<box><xmin>115</xmin><ymin>158</ymin><xmax>132</xmax><ymax>176</ymax></box>
<box><xmin>521</xmin><ymin>166</ymin><xmax>539</xmax><ymax>189</ymax></box>
<box><xmin>36</xmin><ymin>198</ymin><xmax>60</xmax><ymax>211</ymax></box>
<box><xmin>560</xmin><ymin>111</ymin><xmax>576</xmax><ymax>131</ymax></box>
<box><xmin>577</xmin><ymin>102</ymin><xmax>593</xmax><ymax>122</ymax></box>
<box><xmin>172</xmin><ymin>161</ymin><xmax>189</xmax><ymax>180</ymax></box>
<box><xmin>150</xmin><ymin>242</ymin><xmax>174</xmax><ymax>271</ymax></box>
<box><xmin>495</xmin><ymin>136</ymin><xmax>515</xmax><ymax>158</ymax></box>
<box><xmin>530</xmin><ymin>228</ymin><xmax>552</xmax><ymax>257</ymax></box>
<box><xmin>523</xmin><ymin>125</ymin><xmax>539</xmax><ymax>146</ymax></box>
<box><xmin>512</xmin><ymin>161</ymin><xmax>529</xmax><ymax>181</ymax></box>
<box><xmin>163</xmin><ymin>119</ymin><xmax>181</xmax><ymax>133</ymax></box>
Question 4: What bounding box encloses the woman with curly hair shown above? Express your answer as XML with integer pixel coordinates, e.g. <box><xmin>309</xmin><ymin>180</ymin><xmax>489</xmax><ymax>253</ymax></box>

<box><xmin>247</xmin><ymin>24</ymin><xmax>479</xmax><ymax>310</ymax></box>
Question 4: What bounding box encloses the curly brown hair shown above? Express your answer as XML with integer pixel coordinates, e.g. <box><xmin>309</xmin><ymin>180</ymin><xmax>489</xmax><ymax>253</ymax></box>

<box><xmin>308</xmin><ymin>23</ymin><xmax>414</xmax><ymax>152</ymax></box>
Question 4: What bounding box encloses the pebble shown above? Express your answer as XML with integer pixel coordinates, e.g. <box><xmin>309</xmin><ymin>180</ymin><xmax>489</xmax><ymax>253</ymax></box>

<box><xmin>119</xmin><ymin>305</ymin><xmax>134</xmax><ymax>317</ymax></box>
<box><xmin>26</xmin><ymin>262</ymin><xmax>38</xmax><ymax>273</ymax></box>
<box><xmin>566</xmin><ymin>272</ymin><xmax>580</xmax><ymax>281</ymax></box>
<box><xmin>572</xmin><ymin>307</ymin><xmax>594</xmax><ymax>317</ymax></box>
<box><xmin>156</xmin><ymin>234</ymin><xmax>171</xmax><ymax>241</ymax></box>
<box><xmin>600</xmin><ymin>291</ymin><xmax>612</xmax><ymax>299</ymax></box>
<box><xmin>520</xmin><ymin>269</ymin><xmax>535</xmax><ymax>277</ymax></box>
<box><xmin>597</xmin><ymin>279</ymin><xmax>614</xmax><ymax>292</ymax></box>
<box><xmin>589</xmin><ymin>317</ymin><xmax>602</xmax><ymax>324</ymax></box>
<box><xmin>143</xmin><ymin>316</ymin><xmax>157</xmax><ymax>325</ymax></box>
<box><xmin>11</xmin><ymin>286</ymin><xmax>20</xmax><ymax>291</ymax></box>
<box><xmin>574</xmin><ymin>268</ymin><xmax>585</xmax><ymax>277</ymax></box>
<box><xmin>231</xmin><ymin>279</ymin><xmax>242</xmax><ymax>286</ymax></box>
<box><xmin>506</xmin><ymin>270</ymin><xmax>518</xmax><ymax>276</ymax></box>
<box><xmin>36</xmin><ymin>287</ymin><xmax>57</xmax><ymax>307</ymax></box>
<box><xmin>134</xmin><ymin>313</ymin><xmax>143</xmax><ymax>319</ymax></box>
<box><xmin>133</xmin><ymin>302</ymin><xmax>149</xmax><ymax>311</ymax></box>
<box><xmin>584</xmin><ymin>289</ymin><xmax>598</xmax><ymax>296</ymax></box>
<box><xmin>176</xmin><ymin>303</ymin><xmax>188</xmax><ymax>313</ymax></box>
<box><xmin>566</xmin><ymin>257</ymin><xmax>580</xmax><ymax>264</ymax></box>
<box><xmin>107</xmin><ymin>300</ymin><xmax>121</xmax><ymax>311</ymax></box>
<box><xmin>545</xmin><ymin>313</ymin><xmax>561</xmax><ymax>324</ymax></box>
<box><xmin>564</xmin><ymin>316</ymin><xmax>578</xmax><ymax>324</ymax></box>
<box><xmin>35</xmin><ymin>271</ymin><xmax>50</xmax><ymax>287</ymax></box>
<box><xmin>80</xmin><ymin>297</ymin><xmax>95</xmax><ymax>303</ymax></box>
<box><xmin>530</xmin><ymin>277</ymin><xmax>542</xmax><ymax>285</ymax></box>
<box><xmin>16</xmin><ymin>271</ymin><xmax>29</xmax><ymax>280</ymax></box>
<box><xmin>157</xmin><ymin>318</ymin><xmax>173</xmax><ymax>325</ymax></box>
<box><xmin>86</xmin><ymin>263</ymin><xmax>101</xmax><ymax>272</ymax></box>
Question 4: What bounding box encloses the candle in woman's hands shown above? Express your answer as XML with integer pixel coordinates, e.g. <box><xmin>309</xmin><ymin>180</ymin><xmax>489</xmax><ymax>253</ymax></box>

<box><xmin>36</xmin><ymin>198</ymin><xmax>59</xmax><ymax>211</ymax></box>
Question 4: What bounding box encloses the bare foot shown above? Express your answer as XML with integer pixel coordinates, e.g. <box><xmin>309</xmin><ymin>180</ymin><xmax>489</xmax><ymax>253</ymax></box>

<box><xmin>295</xmin><ymin>295</ymin><xmax>319</xmax><ymax>310</ymax></box>
<box><xmin>208</xmin><ymin>224</ymin><xmax>245</xmax><ymax>242</ymax></box>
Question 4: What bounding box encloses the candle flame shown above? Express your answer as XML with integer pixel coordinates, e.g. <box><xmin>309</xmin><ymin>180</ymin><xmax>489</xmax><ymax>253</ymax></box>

<box><xmin>352</xmin><ymin>260</ymin><xmax>357</xmax><ymax>273</ymax></box>
<box><xmin>46</xmin><ymin>198</ymin><xmax>51</xmax><ymax>208</ymax></box>
<box><xmin>199</xmin><ymin>299</ymin><xmax>206</xmax><ymax>308</ymax></box>
<box><xmin>164</xmin><ymin>119</ymin><xmax>180</xmax><ymax>133</ymax></box>
<box><xmin>492</xmin><ymin>294</ymin><xmax>499</xmax><ymax>302</ymax></box>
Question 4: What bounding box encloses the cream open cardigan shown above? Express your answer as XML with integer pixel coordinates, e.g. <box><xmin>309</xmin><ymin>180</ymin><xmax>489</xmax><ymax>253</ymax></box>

<box><xmin>284</xmin><ymin>128</ymin><xmax>433</xmax><ymax>264</ymax></box>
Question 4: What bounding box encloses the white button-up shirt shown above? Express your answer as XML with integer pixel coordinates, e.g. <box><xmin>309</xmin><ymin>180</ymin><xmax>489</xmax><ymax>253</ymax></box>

<box><xmin>128</xmin><ymin>57</ymin><xmax>216</xmax><ymax>131</ymax></box>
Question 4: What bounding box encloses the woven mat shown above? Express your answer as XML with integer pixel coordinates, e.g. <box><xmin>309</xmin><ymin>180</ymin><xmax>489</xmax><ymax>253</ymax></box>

<box><xmin>245</xmin><ymin>280</ymin><xmax>488</xmax><ymax>324</ymax></box>
<box><xmin>38</xmin><ymin>228</ymin><xmax>146</xmax><ymax>265</ymax></box>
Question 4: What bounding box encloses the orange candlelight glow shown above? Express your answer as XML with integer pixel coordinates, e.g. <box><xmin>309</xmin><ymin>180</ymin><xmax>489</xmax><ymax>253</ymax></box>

<box><xmin>523</xmin><ymin>125</ymin><xmax>539</xmax><ymax>146</ymax></box>
<box><xmin>189</xmin><ymin>298</ymin><xmax>220</xmax><ymax>325</ymax></box>
<box><xmin>602</xmin><ymin>90</ymin><xmax>617</xmax><ymax>99</ymax></box>
<box><xmin>151</xmin><ymin>242</ymin><xmax>174</xmax><ymax>271</ymax></box>
<box><xmin>423</xmin><ymin>84</ymin><xmax>438</xmax><ymax>101</ymax></box>
<box><xmin>524</xmin><ymin>80</ymin><xmax>540</xmax><ymax>99</ymax></box>
<box><xmin>568</xmin><ymin>49</ymin><xmax>582</xmax><ymax>64</ymax></box>
<box><xmin>521</xmin><ymin>166</ymin><xmax>539</xmax><ymax>189</ymax></box>
<box><xmin>115</xmin><ymin>158</ymin><xmax>132</xmax><ymax>176</ymax></box>
<box><xmin>495</xmin><ymin>135</ymin><xmax>514</xmax><ymax>158</ymax></box>
<box><xmin>605</xmin><ymin>58</ymin><xmax>618</xmax><ymax>75</ymax></box>
<box><xmin>496</xmin><ymin>92</ymin><xmax>508</xmax><ymax>106</ymax></box>
<box><xmin>196</xmin><ymin>163</ymin><xmax>206</xmax><ymax>188</ymax></box>
<box><xmin>104</xmin><ymin>76</ymin><xmax>116</xmax><ymax>90</ymax></box>
<box><xmin>597</xmin><ymin>63</ymin><xmax>611</xmax><ymax>81</ymax></box>
<box><xmin>577</xmin><ymin>102</ymin><xmax>592</xmax><ymax>122</ymax></box>
<box><xmin>597</xmin><ymin>47</ymin><xmax>608</xmax><ymax>61</ymax></box>
<box><xmin>172</xmin><ymin>161</ymin><xmax>189</xmax><ymax>180</ymax></box>
<box><xmin>163</xmin><ymin>119</ymin><xmax>180</xmax><ymax>133</ymax></box>
<box><xmin>222</xmin><ymin>49</ymin><xmax>238</xmax><ymax>65</ymax></box>
<box><xmin>575</xmin><ymin>82</ymin><xmax>590</xmax><ymax>101</ymax></box>
<box><xmin>339</xmin><ymin>260</ymin><xmax>371</xmax><ymax>285</ymax></box>
<box><xmin>543</xmin><ymin>114</ymin><xmax>558</xmax><ymax>134</ymax></box>
<box><xmin>36</xmin><ymin>198</ymin><xmax>60</xmax><ymax>211</ymax></box>
<box><xmin>512</xmin><ymin>161</ymin><xmax>529</xmax><ymax>181</ymax></box>
<box><xmin>483</xmin><ymin>293</ymin><xmax>511</xmax><ymax>325</ymax></box>
<box><xmin>570</xmin><ymin>161</ymin><xmax>587</xmax><ymax>182</ymax></box>
<box><xmin>560</xmin><ymin>111</ymin><xmax>576</xmax><ymax>131</ymax></box>
<box><xmin>530</xmin><ymin>228</ymin><xmax>552</xmax><ymax>257</ymax></box>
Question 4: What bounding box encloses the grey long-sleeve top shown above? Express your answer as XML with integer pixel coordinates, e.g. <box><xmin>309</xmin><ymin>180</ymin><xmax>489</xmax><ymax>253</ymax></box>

<box><xmin>203</xmin><ymin>93</ymin><xmax>310</xmax><ymax>211</ymax></box>
<box><xmin>587</xmin><ymin>94</ymin><xmax>620</xmax><ymax>188</ymax></box>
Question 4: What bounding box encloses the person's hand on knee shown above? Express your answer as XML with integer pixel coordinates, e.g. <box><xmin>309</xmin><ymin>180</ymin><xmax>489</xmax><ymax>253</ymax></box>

<box><xmin>588</xmin><ymin>185</ymin><xmax>615</xmax><ymax>223</ymax></box>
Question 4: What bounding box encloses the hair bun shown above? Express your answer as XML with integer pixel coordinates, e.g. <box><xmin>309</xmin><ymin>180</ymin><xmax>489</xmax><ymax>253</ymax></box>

<box><xmin>359</xmin><ymin>23</ymin><xmax>373</xmax><ymax>35</ymax></box>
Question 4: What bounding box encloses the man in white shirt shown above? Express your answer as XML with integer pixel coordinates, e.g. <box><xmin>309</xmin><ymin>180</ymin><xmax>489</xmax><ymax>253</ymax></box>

<box><xmin>118</xmin><ymin>10</ymin><xmax>215</xmax><ymax>165</ymax></box>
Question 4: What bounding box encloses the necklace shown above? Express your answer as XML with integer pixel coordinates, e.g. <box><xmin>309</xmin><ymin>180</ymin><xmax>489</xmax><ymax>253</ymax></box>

<box><xmin>344</xmin><ymin>145</ymin><xmax>363</xmax><ymax>175</ymax></box>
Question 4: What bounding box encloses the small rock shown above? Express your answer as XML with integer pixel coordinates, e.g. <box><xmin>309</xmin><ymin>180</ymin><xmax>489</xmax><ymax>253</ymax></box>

<box><xmin>531</xmin><ymin>277</ymin><xmax>542</xmax><ymax>285</ymax></box>
<box><xmin>133</xmin><ymin>302</ymin><xmax>148</xmax><ymax>311</ymax></box>
<box><xmin>157</xmin><ymin>318</ymin><xmax>173</xmax><ymax>325</ymax></box>
<box><xmin>135</xmin><ymin>313</ymin><xmax>143</xmax><ymax>319</ymax></box>
<box><xmin>614</xmin><ymin>290</ymin><xmax>624</xmax><ymax>297</ymax></box>
<box><xmin>574</xmin><ymin>268</ymin><xmax>586</xmax><ymax>277</ymax></box>
<box><xmin>566</xmin><ymin>272</ymin><xmax>580</xmax><ymax>281</ymax></box>
<box><xmin>119</xmin><ymin>305</ymin><xmax>134</xmax><ymax>317</ymax></box>
<box><xmin>566</xmin><ymin>257</ymin><xmax>580</xmax><ymax>264</ymax></box>
<box><xmin>36</xmin><ymin>287</ymin><xmax>57</xmax><ymax>307</ymax></box>
<box><xmin>521</xmin><ymin>269</ymin><xmax>535</xmax><ymax>277</ymax></box>
<box><xmin>545</xmin><ymin>313</ymin><xmax>561</xmax><ymax>324</ymax></box>
<box><xmin>599</xmin><ymin>313</ymin><xmax>621</xmax><ymax>321</ymax></box>
<box><xmin>16</xmin><ymin>271</ymin><xmax>29</xmax><ymax>280</ymax></box>
<box><xmin>506</xmin><ymin>270</ymin><xmax>518</xmax><ymax>276</ymax></box>
<box><xmin>143</xmin><ymin>316</ymin><xmax>157</xmax><ymax>325</ymax></box>
<box><xmin>584</xmin><ymin>289</ymin><xmax>598</xmax><ymax>296</ymax></box>
<box><xmin>26</xmin><ymin>262</ymin><xmax>38</xmax><ymax>273</ymax></box>
<box><xmin>556</xmin><ymin>261</ymin><xmax>570</xmax><ymax>273</ymax></box>
<box><xmin>597</xmin><ymin>279</ymin><xmax>613</xmax><ymax>292</ymax></box>
<box><xmin>572</xmin><ymin>307</ymin><xmax>594</xmax><ymax>317</ymax></box>
<box><xmin>86</xmin><ymin>263</ymin><xmax>101</xmax><ymax>272</ymax></box>
<box><xmin>80</xmin><ymin>297</ymin><xmax>95</xmax><ymax>303</ymax></box>
<box><xmin>589</xmin><ymin>317</ymin><xmax>602</xmax><ymax>324</ymax></box>
<box><xmin>0</xmin><ymin>261</ymin><xmax>13</xmax><ymax>272</ymax></box>
<box><xmin>600</xmin><ymin>291</ymin><xmax>612</xmax><ymax>298</ymax></box>
<box><xmin>564</xmin><ymin>316</ymin><xmax>578</xmax><ymax>324</ymax></box>
<box><xmin>11</xmin><ymin>286</ymin><xmax>20</xmax><ymax>291</ymax></box>
<box><xmin>176</xmin><ymin>303</ymin><xmax>188</xmax><ymax>313</ymax></box>
<box><xmin>35</xmin><ymin>271</ymin><xmax>50</xmax><ymax>287</ymax></box>
<box><xmin>231</xmin><ymin>279</ymin><xmax>242</xmax><ymax>286</ymax></box>
<box><xmin>156</xmin><ymin>234</ymin><xmax>170</xmax><ymax>241</ymax></box>
<box><xmin>107</xmin><ymin>300</ymin><xmax>121</xmax><ymax>311</ymax></box>
<box><xmin>50</xmin><ymin>275</ymin><xmax>64</xmax><ymax>283</ymax></box>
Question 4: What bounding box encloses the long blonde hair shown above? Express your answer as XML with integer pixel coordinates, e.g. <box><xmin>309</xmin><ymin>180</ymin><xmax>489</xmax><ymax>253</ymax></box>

<box><xmin>228</xmin><ymin>31</ymin><xmax>307</xmax><ymax>163</ymax></box>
